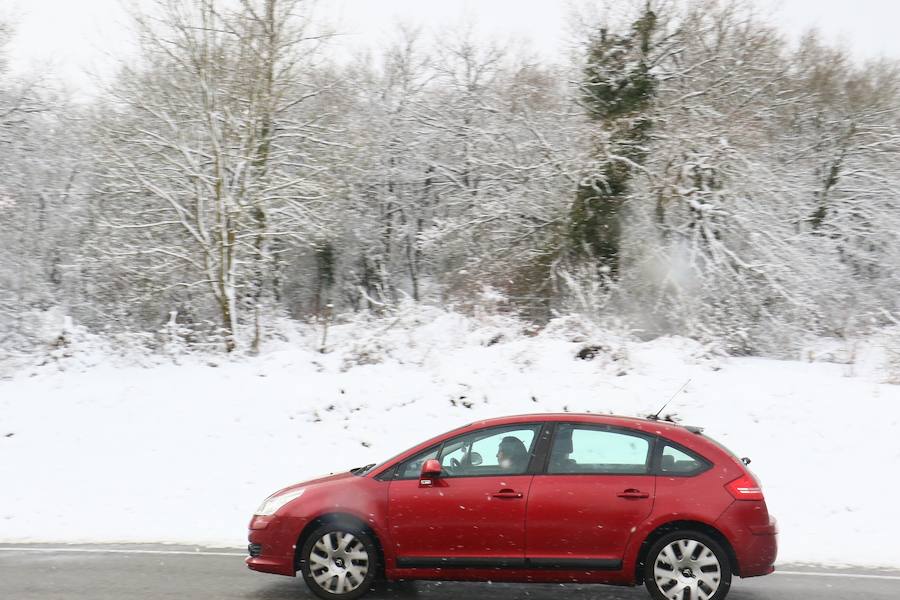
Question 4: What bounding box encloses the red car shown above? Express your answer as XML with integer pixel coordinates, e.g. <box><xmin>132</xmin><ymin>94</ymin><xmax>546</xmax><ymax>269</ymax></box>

<box><xmin>247</xmin><ymin>413</ymin><xmax>777</xmax><ymax>600</ymax></box>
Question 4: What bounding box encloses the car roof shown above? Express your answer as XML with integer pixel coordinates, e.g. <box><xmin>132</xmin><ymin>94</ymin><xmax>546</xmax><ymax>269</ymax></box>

<box><xmin>465</xmin><ymin>412</ymin><xmax>698</xmax><ymax>440</ymax></box>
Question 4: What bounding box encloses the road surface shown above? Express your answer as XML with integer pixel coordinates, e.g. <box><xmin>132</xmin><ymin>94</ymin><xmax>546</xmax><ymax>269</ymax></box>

<box><xmin>1</xmin><ymin>544</ymin><xmax>899</xmax><ymax>599</ymax></box>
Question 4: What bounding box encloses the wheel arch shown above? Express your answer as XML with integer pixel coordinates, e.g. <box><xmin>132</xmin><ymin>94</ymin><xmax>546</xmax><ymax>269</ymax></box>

<box><xmin>294</xmin><ymin>512</ymin><xmax>386</xmax><ymax>578</ymax></box>
<box><xmin>633</xmin><ymin>519</ymin><xmax>740</xmax><ymax>584</ymax></box>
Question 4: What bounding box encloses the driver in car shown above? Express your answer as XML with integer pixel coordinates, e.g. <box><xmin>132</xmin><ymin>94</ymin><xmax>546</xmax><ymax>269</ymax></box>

<box><xmin>496</xmin><ymin>436</ymin><xmax>529</xmax><ymax>472</ymax></box>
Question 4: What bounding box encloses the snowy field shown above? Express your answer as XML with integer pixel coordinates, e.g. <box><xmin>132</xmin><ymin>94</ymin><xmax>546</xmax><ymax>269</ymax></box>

<box><xmin>1</xmin><ymin>308</ymin><xmax>898</xmax><ymax>568</ymax></box>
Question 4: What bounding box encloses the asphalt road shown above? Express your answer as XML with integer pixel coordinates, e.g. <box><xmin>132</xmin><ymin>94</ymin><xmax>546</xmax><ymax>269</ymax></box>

<box><xmin>2</xmin><ymin>544</ymin><xmax>899</xmax><ymax>600</ymax></box>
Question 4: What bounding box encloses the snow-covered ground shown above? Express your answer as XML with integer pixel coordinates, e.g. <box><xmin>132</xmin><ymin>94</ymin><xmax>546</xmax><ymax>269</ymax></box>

<box><xmin>1</xmin><ymin>308</ymin><xmax>898</xmax><ymax>568</ymax></box>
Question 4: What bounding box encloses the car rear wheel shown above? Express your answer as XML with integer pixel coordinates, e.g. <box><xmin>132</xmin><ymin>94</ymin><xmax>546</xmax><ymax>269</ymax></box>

<box><xmin>644</xmin><ymin>530</ymin><xmax>732</xmax><ymax>600</ymax></box>
<box><xmin>299</xmin><ymin>523</ymin><xmax>379</xmax><ymax>600</ymax></box>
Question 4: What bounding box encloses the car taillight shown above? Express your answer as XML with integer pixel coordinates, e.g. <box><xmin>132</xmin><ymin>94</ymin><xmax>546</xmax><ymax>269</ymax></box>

<box><xmin>725</xmin><ymin>474</ymin><xmax>764</xmax><ymax>501</ymax></box>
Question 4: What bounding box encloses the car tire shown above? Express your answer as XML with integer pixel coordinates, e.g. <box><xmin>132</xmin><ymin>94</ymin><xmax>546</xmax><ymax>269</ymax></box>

<box><xmin>643</xmin><ymin>530</ymin><xmax>732</xmax><ymax>600</ymax></box>
<box><xmin>299</xmin><ymin>522</ymin><xmax>379</xmax><ymax>600</ymax></box>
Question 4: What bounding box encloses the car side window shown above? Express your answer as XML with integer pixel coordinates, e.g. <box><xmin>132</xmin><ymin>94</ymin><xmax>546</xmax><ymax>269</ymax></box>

<box><xmin>439</xmin><ymin>426</ymin><xmax>540</xmax><ymax>477</ymax></box>
<box><xmin>395</xmin><ymin>446</ymin><xmax>439</xmax><ymax>480</ymax></box>
<box><xmin>660</xmin><ymin>444</ymin><xmax>708</xmax><ymax>476</ymax></box>
<box><xmin>548</xmin><ymin>425</ymin><xmax>650</xmax><ymax>475</ymax></box>
<box><xmin>394</xmin><ymin>425</ymin><xmax>541</xmax><ymax>480</ymax></box>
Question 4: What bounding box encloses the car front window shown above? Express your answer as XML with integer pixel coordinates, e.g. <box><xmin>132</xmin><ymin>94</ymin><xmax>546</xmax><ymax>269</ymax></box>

<box><xmin>438</xmin><ymin>425</ymin><xmax>540</xmax><ymax>477</ymax></box>
<box><xmin>393</xmin><ymin>425</ymin><xmax>542</xmax><ymax>479</ymax></box>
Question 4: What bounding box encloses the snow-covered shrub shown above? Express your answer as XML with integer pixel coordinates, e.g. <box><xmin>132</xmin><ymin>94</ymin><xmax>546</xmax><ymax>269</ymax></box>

<box><xmin>883</xmin><ymin>328</ymin><xmax>900</xmax><ymax>385</ymax></box>
<box><xmin>158</xmin><ymin>311</ymin><xmax>192</xmax><ymax>362</ymax></box>
<box><xmin>340</xmin><ymin>337</ymin><xmax>392</xmax><ymax>371</ymax></box>
<box><xmin>39</xmin><ymin>316</ymin><xmax>97</xmax><ymax>370</ymax></box>
<box><xmin>540</xmin><ymin>314</ymin><xmax>604</xmax><ymax>344</ymax></box>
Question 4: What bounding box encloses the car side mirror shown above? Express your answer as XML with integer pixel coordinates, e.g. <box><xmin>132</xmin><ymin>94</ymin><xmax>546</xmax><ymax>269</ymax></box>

<box><xmin>468</xmin><ymin>451</ymin><xmax>483</xmax><ymax>466</ymax></box>
<box><xmin>420</xmin><ymin>459</ymin><xmax>442</xmax><ymax>479</ymax></box>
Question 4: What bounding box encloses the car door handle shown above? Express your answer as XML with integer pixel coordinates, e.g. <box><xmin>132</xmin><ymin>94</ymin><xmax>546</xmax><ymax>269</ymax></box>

<box><xmin>617</xmin><ymin>489</ymin><xmax>650</xmax><ymax>499</ymax></box>
<box><xmin>492</xmin><ymin>489</ymin><xmax>524</xmax><ymax>499</ymax></box>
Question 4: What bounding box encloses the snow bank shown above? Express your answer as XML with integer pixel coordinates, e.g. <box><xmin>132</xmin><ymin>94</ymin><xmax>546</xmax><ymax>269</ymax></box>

<box><xmin>1</xmin><ymin>308</ymin><xmax>898</xmax><ymax>568</ymax></box>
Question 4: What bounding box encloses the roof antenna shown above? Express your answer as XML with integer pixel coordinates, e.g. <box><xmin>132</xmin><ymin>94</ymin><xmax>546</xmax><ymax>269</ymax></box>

<box><xmin>647</xmin><ymin>379</ymin><xmax>691</xmax><ymax>421</ymax></box>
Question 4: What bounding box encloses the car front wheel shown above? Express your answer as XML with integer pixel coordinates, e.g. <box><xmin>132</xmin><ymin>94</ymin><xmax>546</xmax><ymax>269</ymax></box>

<box><xmin>299</xmin><ymin>523</ymin><xmax>379</xmax><ymax>600</ymax></box>
<box><xmin>644</xmin><ymin>530</ymin><xmax>732</xmax><ymax>600</ymax></box>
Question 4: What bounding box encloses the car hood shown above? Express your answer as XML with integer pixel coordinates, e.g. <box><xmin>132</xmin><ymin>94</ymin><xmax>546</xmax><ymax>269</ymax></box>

<box><xmin>271</xmin><ymin>471</ymin><xmax>354</xmax><ymax>497</ymax></box>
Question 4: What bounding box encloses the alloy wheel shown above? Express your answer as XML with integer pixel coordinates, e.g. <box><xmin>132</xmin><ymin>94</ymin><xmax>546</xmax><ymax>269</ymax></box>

<box><xmin>653</xmin><ymin>538</ymin><xmax>722</xmax><ymax>600</ymax></box>
<box><xmin>308</xmin><ymin>531</ymin><xmax>371</xmax><ymax>595</ymax></box>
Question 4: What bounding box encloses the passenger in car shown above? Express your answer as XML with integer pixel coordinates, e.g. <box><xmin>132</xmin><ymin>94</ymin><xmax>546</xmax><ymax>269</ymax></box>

<box><xmin>497</xmin><ymin>436</ymin><xmax>529</xmax><ymax>472</ymax></box>
<box><xmin>549</xmin><ymin>427</ymin><xmax>577</xmax><ymax>472</ymax></box>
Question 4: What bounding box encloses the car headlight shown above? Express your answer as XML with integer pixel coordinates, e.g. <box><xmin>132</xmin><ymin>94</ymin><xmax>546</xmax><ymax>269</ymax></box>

<box><xmin>255</xmin><ymin>488</ymin><xmax>305</xmax><ymax>516</ymax></box>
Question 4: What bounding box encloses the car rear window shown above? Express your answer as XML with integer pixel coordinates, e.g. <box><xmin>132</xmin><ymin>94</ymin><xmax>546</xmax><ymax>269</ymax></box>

<box><xmin>659</xmin><ymin>444</ymin><xmax>708</xmax><ymax>475</ymax></box>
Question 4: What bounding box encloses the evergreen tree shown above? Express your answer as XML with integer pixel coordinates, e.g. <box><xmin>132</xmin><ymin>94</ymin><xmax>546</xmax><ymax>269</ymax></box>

<box><xmin>568</xmin><ymin>5</ymin><xmax>657</xmax><ymax>278</ymax></box>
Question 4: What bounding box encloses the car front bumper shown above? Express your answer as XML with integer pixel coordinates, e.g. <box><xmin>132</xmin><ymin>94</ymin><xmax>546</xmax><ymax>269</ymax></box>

<box><xmin>245</xmin><ymin>514</ymin><xmax>306</xmax><ymax>577</ymax></box>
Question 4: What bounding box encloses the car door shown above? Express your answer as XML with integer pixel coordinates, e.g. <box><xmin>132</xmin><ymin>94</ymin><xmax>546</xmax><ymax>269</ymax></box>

<box><xmin>525</xmin><ymin>423</ymin><xmax>656</xmax><ymax>570</ymax></box>
<box><xmin>387</xmin><ymin>423</ymin><xmax>545</xmax><ymax>568</ymax></box>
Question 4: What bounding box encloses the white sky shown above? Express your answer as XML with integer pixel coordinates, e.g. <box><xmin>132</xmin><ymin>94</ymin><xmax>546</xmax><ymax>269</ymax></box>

<box><xmin>3</xmin><ymin>0</ymin><xmax>898</xmax><ymax>96</ymax></box>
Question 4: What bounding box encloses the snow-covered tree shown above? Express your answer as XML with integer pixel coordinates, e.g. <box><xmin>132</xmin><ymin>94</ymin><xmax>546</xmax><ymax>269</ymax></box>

<box><xmin>567</xmin><ymin>3</ymin><xmax>658</xmax><ymax>278</ymax></box>
<box><xmin>4</xmin><ymin>0</ymin><xmax>900</xmax><ymax>358</ymax></box>
<box><xmin>93</xmin><ymin>0</ymin><xmax>332</xmax><ymax>351</ymax></box>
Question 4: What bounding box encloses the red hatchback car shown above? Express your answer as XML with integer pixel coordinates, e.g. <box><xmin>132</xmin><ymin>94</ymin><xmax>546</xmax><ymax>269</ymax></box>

<box><xmin>246</xmin><ymin>414</ymin><xmax>777</xmax><ymax>600</ymax></box>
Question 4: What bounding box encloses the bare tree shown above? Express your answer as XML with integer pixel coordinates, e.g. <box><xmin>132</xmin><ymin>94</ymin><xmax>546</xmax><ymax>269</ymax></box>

<box><xmin>94</xmin><ymin>0</ymin><xmax>332</xmax><ymax>351</ymax></box>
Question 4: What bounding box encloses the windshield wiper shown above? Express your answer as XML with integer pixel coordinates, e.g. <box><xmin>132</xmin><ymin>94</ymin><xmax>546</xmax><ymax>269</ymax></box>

<box><xmin>350</xmin><ymin>463</ymin><xmax>376</xmax><ymax>476</ymax></box>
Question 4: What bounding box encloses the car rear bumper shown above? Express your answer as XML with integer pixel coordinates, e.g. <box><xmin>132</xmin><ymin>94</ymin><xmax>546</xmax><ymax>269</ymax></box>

<box><xmin>715</xmin><ymin>502</ymin><xmax>778</xmax><ymax>578</ymax></box>
<box><xmin>245</xmin><ymin>514</ymin><xmax>305</xmax><ymax>577</ymax></box>
<box><xmin>736</xmin><ymin>528</ymin><xmax>778</xmax><ymax>577</ymax></box>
